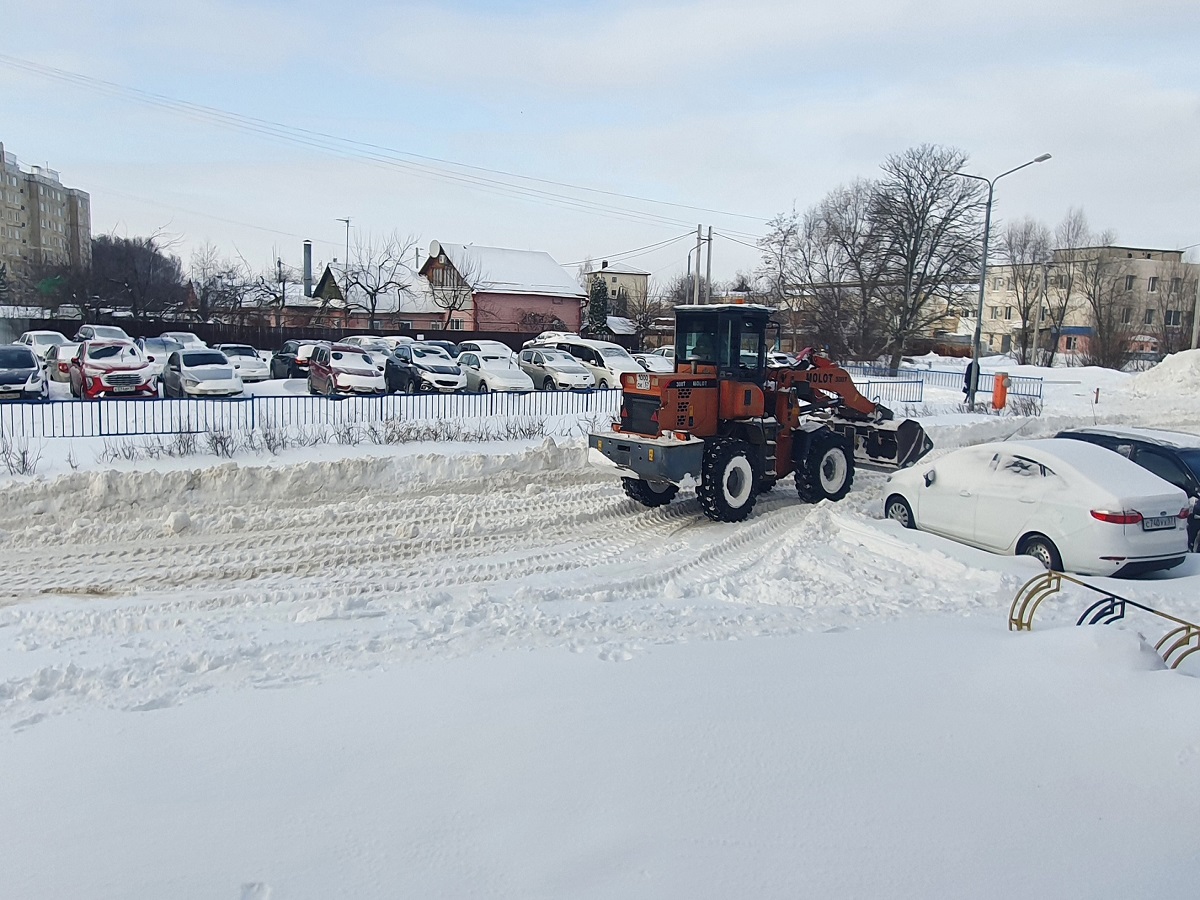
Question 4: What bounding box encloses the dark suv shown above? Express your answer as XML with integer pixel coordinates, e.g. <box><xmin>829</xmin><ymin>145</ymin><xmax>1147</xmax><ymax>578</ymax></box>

<box><xmin>1056</xmin><ymin>427</ymin><xmax>1200</xmax><ymax>553</ymax></box>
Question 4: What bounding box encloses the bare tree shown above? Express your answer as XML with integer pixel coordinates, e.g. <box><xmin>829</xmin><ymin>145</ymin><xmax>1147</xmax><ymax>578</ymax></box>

<box><xmin>1149</xmin><ymin>259</ymin><xmax>1198</xmax><ymax>356</ymax></box>
<box><xmin>1078</xmin><ymin>234</ymin><xmax>1136</xmax><ymax>370</ymax></box>
<box><xmin>189</xmin><ymin>243</ymin><xmax>256</xmax><ymax>323</ymax></box>
<box><xmin>624</xmin><ymin>281</ymin><xmax>668</xmax><ymax>350</ymax></box>
<box><xmin>88</xmin><ymin>230</ymin><xmax>188</xmax><ymax>319</ymax></box>
<box><xmin>249</xmin><ymin>256</ymin><xmax>300</xmax><ymax>329</ymax></box>
<box><xmin>345</xmin><ymin>231</ymin><xmax>417</xmax><ymax>327</ymax></box>
<box><xmin>1042</xmin><ymin>208</ymin><xmax>1090</xmax><ymax>366</ymax></box>
<box><xmin>428</xmin><ymin>253</ymin><xmax>483</xmax><ymax>328</ymax></box>
<box><xmin>872</xmin><ymin>144</ymin><xmax>986</xmax><ymax>370</ymax></box>
<box><xmin>997</xmin><ymin>217</ymin><xmax>1052</xmax><ymax>364</ymax></box>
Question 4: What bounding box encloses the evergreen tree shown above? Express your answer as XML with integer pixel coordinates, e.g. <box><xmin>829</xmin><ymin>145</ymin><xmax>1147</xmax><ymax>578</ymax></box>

<box><xmin>587</xmin><ymin>275</ymin><xmax>609</xmax><ymax>333</ymax></box>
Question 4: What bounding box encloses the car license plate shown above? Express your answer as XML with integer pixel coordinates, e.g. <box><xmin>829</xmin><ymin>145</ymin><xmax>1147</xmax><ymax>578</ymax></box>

<box><xmin>636</xmin><ymin>374</ymin><xmax>650</xmax><ymax>390</ymax></box>
<box><xmin>1142</xmin><ymin>516</ymin><xmax>1176</xmax><ymax>531</ymax></box>
<box><xmin>114</xmin><ymin>385</ymin><xmax>136</xmax><ymax>393</ymax></box>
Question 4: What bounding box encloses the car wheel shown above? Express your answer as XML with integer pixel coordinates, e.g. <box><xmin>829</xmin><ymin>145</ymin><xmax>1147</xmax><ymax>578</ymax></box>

<box><xmin>796</xmin><ymin>432</ymin><xmax>855</xmax><ymax>503</ymax></box>
<box><xmin>1018</xmin><ymin>534</ymin><xmax>1062</xmax><ymax>571</ymax></box>
<box><xmin>622</xmin><ymin>477</ymin><xmax>678</xmax><ymax>508</ymax></box>
<box><xmin>598</xmin><ymin>379</ymin><xmax>609</xmax><ymax>390</ymax></box>
<box><xmin>307</xmin><ymin>378</ymin><xmax>318</xmax><ymax>395</ymax></box>
<box><xmin>697</xmin><ymin>437</ymin><xmax>757</xmax><ymax>523</ymax></box>
<box><xmin>885</xmin><ymin>495</ymin><xmax>915</xmax><ymax>529</ymax></box>
<box><xmin>478</xmin><ymin>382</ymin><xmax>489</xmax><ymax>393</ymax></box>
<box><xmin>543</xmin><ymin>377</ymin><xmax>556</xmax><ymax>391</ymax></box>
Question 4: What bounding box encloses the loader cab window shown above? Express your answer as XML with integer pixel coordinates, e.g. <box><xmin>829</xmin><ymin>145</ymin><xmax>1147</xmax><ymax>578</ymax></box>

<box><xmin>675</xmin><ymin>309</ymin><xmax>767</xmax><ymax>383</ymax></box>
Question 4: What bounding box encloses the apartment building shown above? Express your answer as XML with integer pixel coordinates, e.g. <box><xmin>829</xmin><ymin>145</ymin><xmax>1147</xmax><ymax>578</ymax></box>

<box><xmin>972</xmin><ymin>245</ymin><xmax>1197</xmax><ymax>357</ymax></box>
<box><xmin>580</xmin><ymin>259</ymin><xmax>650</xmax><ymax>304</ymax></box>
<box><xmin>0</xmin><ymin>140</ymin><xmax>92</xmax><ymax>276</ymax></box>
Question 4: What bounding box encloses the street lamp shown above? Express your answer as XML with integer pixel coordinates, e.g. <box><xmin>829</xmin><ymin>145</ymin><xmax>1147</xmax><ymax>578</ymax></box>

<box><xmin>955</xmin><ymin>153</ymin><xmax>1052</xmax><ymax>410</ymax></box>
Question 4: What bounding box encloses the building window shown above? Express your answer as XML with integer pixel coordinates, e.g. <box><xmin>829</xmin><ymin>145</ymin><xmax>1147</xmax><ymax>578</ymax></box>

<box><xmin>1121</xmin><ymin>307</ymin><xmax>1132</xmax><ymax>324</ymax></box>
<box><xmin>399</xmin><ymin>320</ymin><xmax>413</xmax><ymax>330</ymax></box>
<box><xmin>1124</xmin><ymin>274</ymin><xmax>1135</xmax><ymax>291</ymax></box>
<box><xmin>1148</xmin><ymin>276</ymin><xmax>1159</xmax><ymax>292</ymax></box>
<box><xmin>1065</xmin><ymin>336</ymin><xmax>1078</xmax><ymax>351</ymax></box>
<box><xmin>1004</xmin><ymin>307</ymin><xmax>1012</xmax><ymax>320</ymax></box>
<box><xmin>449</xmin><ymin>319</ymin><xmax>465</xmax><ymax>331</ymax></box>
<box><xmin>990</xmin><ymin>306</ymin><xmax>999</xmax><ymax>319</ymax></box>
<box><xmin>1165</xmin><ymin>310</ymin><xmax>1183</xmax><ymax>328</ymax></box>
<box><xmin>1144</xmin><ymin>309</ymin><xmax>1155</xmax><ymax>325</ymax></box>
<box><xmin>1171</xmin><ymin>277</ymin><xmax>1183</xmax><ymax>293</ymax></box>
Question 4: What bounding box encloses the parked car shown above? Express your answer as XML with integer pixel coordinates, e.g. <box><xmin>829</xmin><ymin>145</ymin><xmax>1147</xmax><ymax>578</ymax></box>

<box><xmin>457</xmin><ymin>350</ymin><xmax>535</xmax><ymax>393</ymax></box>
<box><xmin>72</xmin><ymin>324</ymin><xmax>131</xmax><ymax>343</ymax></box>
<box><xmin>1055</xmin><ymin>426</ymin><xmax>1200</xmax><ymax>553</ymax></box>
<box><xmin>307</xmin><ymin>344</ymin><xmax>386</xmax><ymax>396</ymax></box>
<box><xmin>632</xmin><ymin>352</ymin><xmax>674</xmax><ymax>374</ymax></box>
<box><xmin>16</xmin><ymin>330</ymin><xmax>68</xmax><ymax>358</ymax></box>
<box><xmin>457</xmin><ymin>339</ymin><xmax>516</xmax><ymax>359</ymax></box>
<box><xmin>215</xmin><ymin>344</ymin><xmax>270</xmax><ymax>382</ymax></box>
<box><xmin>161</xmin><ymin>349</ymin><xmax>243</xmax><ymax>398</ymax></box>
<box><xmin>69</xmin><ymin>340</ymin><xmax>156</xmax><ymax>399</ymax></box>
<box><xmin>517</xmin><ymin>348</ymin><xmax>595</xmax><ymax>391</ymax></box>
<box><xmin>378</xmin><ymin>335</ymin><xmax>414</xmax><ymax>350</ymax></box>
<box><xmin>650</xmin><ymin>346</ymin><xmax>675</xmax><ymax>360</ymax></box>
<box><xmin>42</xmin><ymin>342</ymin><xmax>80</xmax><ymax>383</ymax></box>
<box><xmin>531</xmin><ymin>337</ymin><xmax>642</xmax><ymax>389</ymax></box>
<box><xmin>522</xmin><ymin>331</ymin><xmax>580</xmax><ymax>349</ymax></box>
<box><xmin>160</xmin><ymin>331</ymin><xmax>206</xmax><ymax>349</ymax></box>
<box><xmin>419</xmin><ymin>339</ymin><xmax>461</xmax><ymax>358</ymax></box>
<box><xmin>385</xmin><ymin>343</ymin><xmax>467</xmax><ymax>393</ymax></box>
<box><xmin>135</xmin><ymin>337</ymin><xmax>185</xmax><ymax>379</ymax></box>
<box><xmin>0</xmin><ymin>345</ymin><xmax>48</xmax><ymax>401</ymax></box>
<box><xmin>336</xmin><ymin>337</ymin><xmax>389</xmax><ymax>373</ymax></box>
<box><xmin>270</xmin><ymin>341</ymin><xmax>318</xmax><ymax>379</ymax></box>
<box><xmin>768</xmin><ymin>352</ymin><xmax>796</xmax><ymax>368</ymax></box>
<box><xmin>883</xmin><ymin>438</ymin><xmax>1189</xmax><ymax>577</ymax></box>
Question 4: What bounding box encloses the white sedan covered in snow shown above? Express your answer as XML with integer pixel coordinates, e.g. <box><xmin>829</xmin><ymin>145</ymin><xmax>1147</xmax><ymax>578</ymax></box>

<box><xmin>161</xmin><ymin>349</ymin><xmax>244</xmax><ymax>398</ymax></box>
<box><xmin>457</xmin><ymin>350</ymin><xmax>534</xmax><ymax>392</ymax></box>
<box><xmin>883</xmin><ymin>438</ymin><xmax>1190</xmax><ymax>577</ymax></box>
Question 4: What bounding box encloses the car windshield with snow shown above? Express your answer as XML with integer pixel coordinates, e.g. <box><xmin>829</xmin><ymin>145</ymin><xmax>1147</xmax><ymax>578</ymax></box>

<box><xmin>90</xmin><ymin>343</ymin><xmax>144</xmax><ymax>362</ymax></box>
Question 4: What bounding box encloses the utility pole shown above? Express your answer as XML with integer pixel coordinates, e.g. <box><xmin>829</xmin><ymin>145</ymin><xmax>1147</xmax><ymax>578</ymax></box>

<box><xmin>692</xmin><ymin>225</ymin><xmax>703</xmax><ymax>306</ymax></box>
<box><xmin>704</xmin><ymin>225</ymin><xmax>713</xmax><ymax>305</ymax></box>
<box><xmin>336</xmin><ymin>217</ymin><xmax>351</xmax><ymax>301</ymax></box>
<box><xmin>1191</xmin><ymin>269</ymin><xmax>1200</xmax><ymax>350</ymax></box>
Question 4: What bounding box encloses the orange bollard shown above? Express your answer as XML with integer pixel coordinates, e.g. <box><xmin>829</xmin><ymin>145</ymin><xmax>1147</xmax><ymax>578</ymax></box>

<box><xmin>993</xmin><ymin>372</ymin><xmax>1009</xmax><ymax>410</ymax></box>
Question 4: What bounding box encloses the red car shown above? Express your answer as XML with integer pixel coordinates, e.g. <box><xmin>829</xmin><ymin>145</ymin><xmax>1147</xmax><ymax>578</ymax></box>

<box><xmin>69</xmin><ymin>340</ymin><xmax>157</xmax><ymax>399</ymax></box>
<box><xmin>307</xmin><ymin>343</ymin><xmax>386</xmax><ymax>395</ymax></box>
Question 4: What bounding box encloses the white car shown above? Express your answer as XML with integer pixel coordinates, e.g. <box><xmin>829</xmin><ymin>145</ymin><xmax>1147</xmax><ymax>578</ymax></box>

<box><xmin>883</xmin><ymin>439</ymin><xmax>1189</xmax><ymax>577</ymax></box>
<box><xmin>341</xmin><ymin>338</ymin><xmax>390</xmax><ymax>373</ymax></box>
<box><xmin>518</xmin><ymin>348</ymin><xmax>596</xmax><ymax>391</ymax></box>
<box><xmin>534</xmin><ymin>337</ymin><xmax>643</xmax><ymax>390</ymax></box>
<box><xmin>632</xmin><ymin>352</ymin><xmax>674</xmax><ymax>373</ymax></box>
<box><xmin>651</xmin><ymin>346</ymin><xmax>675</xmax><ymax>360</ymax></box>
<box><xmin>73</xmin><ymin>324</ymin><xmax>131</xmax><ymax>343</ymax></box>
<box><xmin>522</xmin><ymin>331</ymin><xmax>580</xmax><ymax>349</ymax></box>
<box><xmin>378</xmin><ymin>335</ymin><xmax>415</xmax><ymax>350</ymax></box>
<box><xmin>42</xmin><ymin>342</ymin><xmax>80</xmax><ymax>383</ymax></box>
<box><xmin>136</xmin><ymin>337</ymin><xmax>184</xmax><ymax>379</ymax></box>
<box><xmin>16</xmin><ymin>330</ymin><xmax>69</xmax><ymax>358</ymax></box>
<box><xmin>161</xmin><ymin>349</ymin><xmax>244</xmax><ymax>398</ymax></box>
<box><xmin>160</xmin><ymin>331</ymin><xmax>207</xmax><ymax>349</ymax></box>
<box><xmin>457</xmin><ymin>350</ymin><xmax>535</xmax><ymax>392</ymax></box>
<box><xmin>216</xmin><ymin>344</ymin><xmax>270</xmax><ymax>382</ymax></box>
<box><xmin>457</xmin><ymin>339</ymin><xmax>517</xmax><ymax>360</ymax></box>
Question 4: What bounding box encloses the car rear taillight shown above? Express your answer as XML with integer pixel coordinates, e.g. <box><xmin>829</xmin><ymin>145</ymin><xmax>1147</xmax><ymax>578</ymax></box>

<box><xmin>58</xmin><ymin>363</ymin><xmax>68</xmax><ymax>372</ymax></box>
<box><xmin>1180</xmin><ymin>508</ymin><xmax>1191</xmax><ymax>519</ymax></box>
<box><xmin>1090</xmin><ymin>509</ymin><xmax>1143</xmax><ymax>525</ymax></box>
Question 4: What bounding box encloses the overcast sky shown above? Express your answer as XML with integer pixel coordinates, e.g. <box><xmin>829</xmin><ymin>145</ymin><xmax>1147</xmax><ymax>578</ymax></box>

<box><xmin>2</xmin><ymin>0</ymin><xmax>1197</xmax><ymax>285</ymax></box>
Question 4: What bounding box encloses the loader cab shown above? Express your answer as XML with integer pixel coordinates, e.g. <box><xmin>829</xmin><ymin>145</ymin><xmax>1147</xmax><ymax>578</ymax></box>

<box><xmin>675</xmin><ymin>305</ymin><xmax>771</xmax><ymax>385</ymax></box>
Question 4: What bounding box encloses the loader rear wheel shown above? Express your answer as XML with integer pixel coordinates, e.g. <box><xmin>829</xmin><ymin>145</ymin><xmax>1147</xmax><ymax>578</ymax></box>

<box><xmin>697</xmin><ymin>437</ymin><xmax>757</xmax><ymax>522</ymax></box>
<box><xmin>797</xmin><ymin>433</ymin><xmax>854</xmax><ymax>503</ymax></box>
<box><xmin>622</xmin><ymin>477</ymin><xmax>678</xmax><ymax>508</ymax></box>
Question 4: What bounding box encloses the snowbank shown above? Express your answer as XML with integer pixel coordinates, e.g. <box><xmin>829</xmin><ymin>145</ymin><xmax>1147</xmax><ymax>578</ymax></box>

<box><xmin>1129</xmin><ymin>348</ymin><xmax>1200</xmax><ymax>397</ymax></box>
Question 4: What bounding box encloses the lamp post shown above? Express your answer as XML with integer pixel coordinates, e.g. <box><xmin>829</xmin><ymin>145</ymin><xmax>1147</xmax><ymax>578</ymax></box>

<box><xmin>955</xmin><ymin>153</ymin><xmax>1052</xmax><ymax>410</ymax></box>
<box><xmin>336</xmin><ymin>217</ymin><xmax>351</xmax><ymax>301</ymax></box>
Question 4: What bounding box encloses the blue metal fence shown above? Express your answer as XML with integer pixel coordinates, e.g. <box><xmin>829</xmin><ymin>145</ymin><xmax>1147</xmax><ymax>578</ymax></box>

<box><xmin>843</xmin><ymin>364</ymin><xmax>1043</xmax><ymax>400</ymax></box>
<box><xmin>0</xmin><ymin>390</ymin><xmax>624</xmax><ymax>440</ymax></box>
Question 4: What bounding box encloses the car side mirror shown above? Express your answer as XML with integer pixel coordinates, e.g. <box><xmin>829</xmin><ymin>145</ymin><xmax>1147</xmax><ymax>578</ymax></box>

<box><xmin>923</xmin><ymin>469</ymin><xmax>937</xmax><ymax>487</ymax></box>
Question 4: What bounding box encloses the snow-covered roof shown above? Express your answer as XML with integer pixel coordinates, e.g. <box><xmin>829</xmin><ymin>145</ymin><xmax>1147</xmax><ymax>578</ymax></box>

<box><xmin>431</xmin><ymin>241</ymin><xmax>585</xmax><ymax>299</ymax></box>
<box><xmin>606</xmin><ymin>316</ymin><xmax>638</xmax><ymax>335</ymax></box>
<box><xmin>583</xmin><ymin>261</ymin><xmax>650</xmax><ymax>277</ymax></box>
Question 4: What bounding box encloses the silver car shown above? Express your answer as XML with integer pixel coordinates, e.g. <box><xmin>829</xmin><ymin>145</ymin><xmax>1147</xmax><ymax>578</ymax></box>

<box><xmin>518</xmin><ymin>348</ymin><xmax>595</xmax><ymax>391</ymax></box>
<box><xmin>458</xmin><ymin>351</ymin><xmax>535</xmax><ymax>392</ymax></box>
<box><xmin>161</xmin><ymin>349</ymin><xmax>244</xmax><ymax>398</ymax></box>
<box><xmin>216</xmin><ymin>344</ymin><xmax>270</xmax><ymax>382</ymax></box>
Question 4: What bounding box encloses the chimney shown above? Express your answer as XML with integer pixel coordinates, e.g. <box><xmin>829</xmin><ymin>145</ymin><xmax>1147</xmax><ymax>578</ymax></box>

<box><xmin>601</xmin><ymin>260</ymin><xmax>608</xmax><ymax>269</ymax></box>
<box><xmin>303</xmin><ymin>240</ymin><xmax>313</xmax><ymax>297</ymax></box>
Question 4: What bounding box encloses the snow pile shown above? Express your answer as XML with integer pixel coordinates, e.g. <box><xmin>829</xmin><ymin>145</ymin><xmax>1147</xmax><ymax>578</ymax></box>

<box><xmin>1128</xmin><ymin>348</ymin><xmax>1200</xmax><ymax>397</ymax></box>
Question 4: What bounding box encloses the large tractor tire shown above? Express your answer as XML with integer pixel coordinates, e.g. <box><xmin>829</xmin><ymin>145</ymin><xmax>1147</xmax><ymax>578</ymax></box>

<box><xmin>796</xmin><ymin>431</ymin><xmax>855</xmax><ymax>503</ymax></box>
<box><xmin>622</xmin><ymin>477</ymin><xmax>679</xmax><ymax>508</ymax></box>
<box><xmin>697</xmin><ymin>437</ymin><xmax>758</xmax><ymax>522</ymax></box>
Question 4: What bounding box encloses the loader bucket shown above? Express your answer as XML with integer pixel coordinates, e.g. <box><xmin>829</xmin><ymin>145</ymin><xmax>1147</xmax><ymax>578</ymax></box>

<box><xmin>837</xmin><ymin>417</ymin><xmax>933</xmax><ymax>470</ymax></box>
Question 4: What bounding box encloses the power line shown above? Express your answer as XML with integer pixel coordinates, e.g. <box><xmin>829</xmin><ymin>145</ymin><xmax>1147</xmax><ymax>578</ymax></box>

<box><xmin>562</xmin><ymin>232</ymin><xmax>694</xmax><ymax>268</ymax></box>
<box><xmin>0</xmin><ymin>54</ymin><xmax>770</xmax><ymax>231</ymax></box>
<box><xmin>713</xmin><ymin>230</ymin><xmax>764</xmax><ymax>252</ymax></box>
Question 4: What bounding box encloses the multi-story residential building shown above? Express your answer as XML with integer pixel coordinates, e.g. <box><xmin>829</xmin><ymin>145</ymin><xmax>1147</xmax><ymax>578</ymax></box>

<box><xmin>969</xmin><ymin>245</ymin><xmax>1198</xmax><ymax>359</ymax></box>
<box><xmin>580</xmin><ymin>260</ymin><xmax>650</xmax><ymax>305</ymax></box>
<box><xmin>0</xmin><ymin>140</ymin><xmax>92</xmax><ymax>277</ymax></box>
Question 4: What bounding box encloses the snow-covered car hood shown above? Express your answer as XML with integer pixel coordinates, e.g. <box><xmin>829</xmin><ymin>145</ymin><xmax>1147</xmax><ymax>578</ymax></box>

<box><xmin>183</xmin><ymin>365</ymin><xmax>237</xmax><ymax>381</ymax></box>
<box><xmin>546</xmin><ymin>362</ymin><xmax>589</xmax><ymax>374</ymax></box>
<box><xmin>481</xmin><ymin>369</ymin><xmax>534</xmax><ymax>387</ymax></box>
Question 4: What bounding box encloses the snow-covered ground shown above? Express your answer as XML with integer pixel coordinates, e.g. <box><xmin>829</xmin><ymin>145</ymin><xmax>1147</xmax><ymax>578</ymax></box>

<box><xmin>2</xmin><ymin>352</ymin><xmax>1200</xmax><ymax>898</ymax></box>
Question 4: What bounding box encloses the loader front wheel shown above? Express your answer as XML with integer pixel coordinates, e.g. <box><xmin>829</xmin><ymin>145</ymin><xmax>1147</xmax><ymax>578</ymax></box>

<box><xmin>622</xmin><ymin>477</ymin><xmax>678</xmax><ymax>508</ymax></box>
<box><xmin>697</xmin><ymin>438</ymin><xmax>757</xmax><ymax>522</ymax></box>
<box><xmin>797</xmin><ymin>433</ymin><xmax>855</xmax><ymax>503</ymax></box>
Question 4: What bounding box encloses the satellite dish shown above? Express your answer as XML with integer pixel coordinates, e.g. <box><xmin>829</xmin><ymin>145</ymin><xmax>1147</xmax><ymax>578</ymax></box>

<box><xmin>428</xmin><ymin>240</ymin><xmax>441</xmax><ymax>257</ymax></box>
